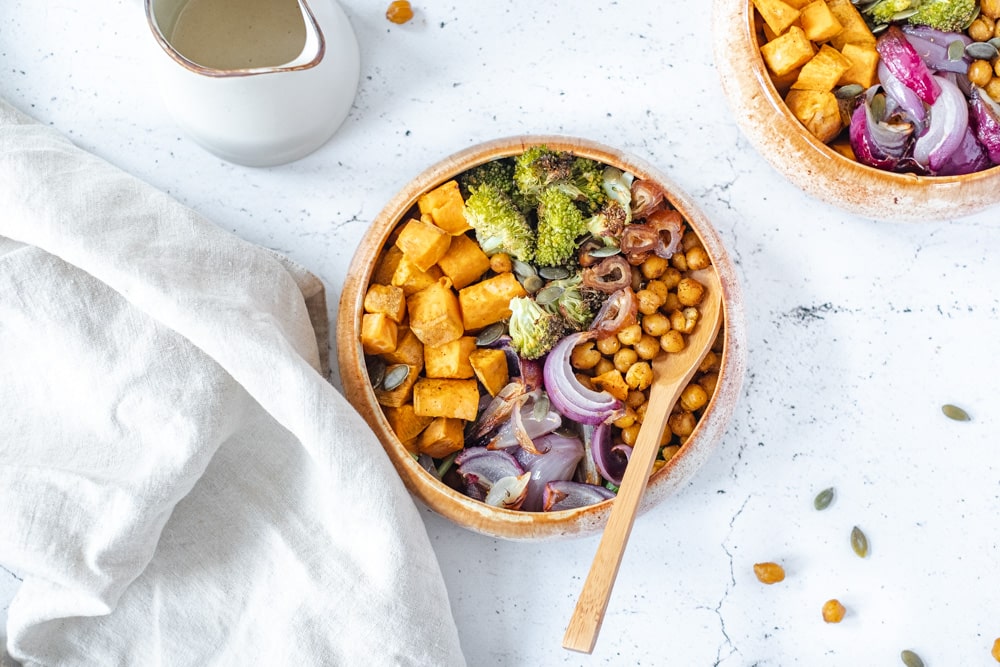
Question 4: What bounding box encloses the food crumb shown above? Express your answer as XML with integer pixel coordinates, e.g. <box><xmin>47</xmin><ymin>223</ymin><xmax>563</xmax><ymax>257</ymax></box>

<box><xmin>753</xmin><ymin>562</ymin><xmax>785</xmax><ymax>585</ymax></box>
<box><xmin>822</xmin><ymin>599</ymin><xmax>845</xmax><ymax>623</ymax></box>
<box><xmin>992</xmin><ymin>637</ymin><xmax>1000</xmax><ymax>662</ymax></box>
<box><xmin>386</xmin><ymin>0</ymin><xmax>414</xmax><ymax>24</ymax></box>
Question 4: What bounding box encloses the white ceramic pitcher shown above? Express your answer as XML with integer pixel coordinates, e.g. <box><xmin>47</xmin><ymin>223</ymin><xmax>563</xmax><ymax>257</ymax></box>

<box><xmin>145</xmin><ymin>0</ymin><xmax>360</xmax><ymax>167</ymax></box>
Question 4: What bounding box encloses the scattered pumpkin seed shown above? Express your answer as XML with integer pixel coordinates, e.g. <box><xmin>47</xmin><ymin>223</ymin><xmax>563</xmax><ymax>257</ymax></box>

<box><xmin>532</xmin><ymin>393</ymin><xmax>550</xmax><ymax>420</ymax></box>
<box><xmin>512</xmin><ymin>259</ymin><xmax>536</xmax><ymax>279</ymax></box>
<box><xmin>900</xmin><ymin>649</ymin><xmax>925</xmax><ymax>667</ymax></box>
<box><xmin>891</xmin><ymin>8</ymin><xmax>919</xmax><ymax>20</ymax></box>
<box><xmin>989</xmin><ymin>37</ymin><xmax>1000</xmax><ymax>51</ymax></box>
<box><xmin>382</xmin><ymin>364</ymin><xmax>410</xmax><ymax>391</ymax></box>
<box><xmin>814</xmin><ymin>487</ymin><xmax>835</xmax><ymax>511</ymax></box>
<box><xmin>948</xmin><ymin>39</ymin><xmax>967</xmax><ymax>61</ymax></box>
<box><xmin>966</xmin><ymin>41</ymin><xmax>999</xmax><ymax>60</ymax></box>
<box><xmin>475</xmin><ymin>322</ymin><xmax>505</xmax><ymax>346</ymax></box>
<box><xmin>871</xmin><ymin>23</ymin><xmax>889</xmax><ymax>35</ymax></box>
<box><xmin>588</xmin><ymin>245</ymin><xmax>622</xmax><ymax>258</ymax></box>
<box><xmin>835</xmin><ymin>84</ymin><xmax>864</xmax><ymax>100</ymax></box>
<box><xmin>942</xmin><ymin>403</ymin><xmax>971</xmax><ymax>421</ymax></box>
<box><xmin>535</xmin><ymin>285</ymin><xmax>564</xmax><ymax>306</ymax></box>
<box><xmin>522</xmin><ymin>274</ymin><xmax>544</xmax><ymax>294</ymax></box>
<box><xmin>850</xmin><ymin>526</ymin><xmax>869</xmax><ymax>558</ymax></box>
<box><xmin>366</xmin><ymin>356</ymin><xmax>386</xmax><ymax>389</ymax></box>
<box><xmin>871</xmin><ymin>92</ymin><xmax>887</xmax><ymax>121</ymax></box>
<box><xmin>538</xmin><ymin>266</ymin><xmax>570</xmax><ymax>280</ymax></box>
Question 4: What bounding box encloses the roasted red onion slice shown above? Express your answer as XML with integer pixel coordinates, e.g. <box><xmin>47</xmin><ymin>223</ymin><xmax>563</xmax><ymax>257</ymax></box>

<box><xmin>487</xmin><ymin>394</ymin><xmax>562</xmax><ymax>452</ymax></box>
<box><xmin>849</xmin><ymin>91</ymin><xmax>913</xmax><ymax>171</ymax></box>
<box><xmin>914</xmin><ymin>74</ymin><xmax>968</xmax><ymax>173</ymax></box>
<box><xmin>970</xmin><ymin>85</ymin><xmax>1000</xmax><ymax>164</ymax></box>
<box><xmin>647</xmin><ymin>209</ymin><xmax>684</xmax><ymax>260</ymax></box>
<box><xmin>935</xmin><ymin>124</ymin><xmax>991</xmax><ymax>176</ymax></box>
<box><xmin>589</xmin><ymin>421</ymin><xmax>631</xmax><ymax>485</ymax></box>
<box><xmin>877</xmin><ymin>25</ymin><xmax>941</xmax><ymax>105</ymax></box>
<box><xmin>456</xmin><ymin>447</ymin><xmax>525</xmax><ymax>490</ymax></box>
<box><xmin>878</xmin><ymin>61</ymin><xmax>926</xmax><ymax>126</ymax></box>
<box><xmin>589</xmin><ymin>287</ymin><xmax>637</xmax><ymax>338</ymax></box>
<box><xmin>513</xmin><ymin>432</ymin><xmax>585</xmax><ymax>511</ymax></box>
<box><xmin>542</xmin><ymin>480</ymin><xmax>616</xmax><ymax>511</ymax></box>
<box><xmin>483</xmin><ymin>472</ymin><xmax>530</xmax><ymax>509</ymax></box>
<box><xmin>466</xmin><ymin>381</ymin><xmax>530</xmax><ymax>447</ymax></box>
<box><xmin>582</xmin><ymin>255</ymin><xmax>632</xmax><ymax>294</ymax></box>
<box><xmin>576</xmin><ymin>423</ymin><xmax>603</xmax><ymax>485</ymax></box>
<box><xmin>902</xmin><ymin>30</ymin><xmax>970</xmax><ymax>74</ymax></box>
<box><xmin>542</xmin><ymin>331</ymin><xmax>623</xmax><ymax>425</ymax></box>
<box><xmin>630</xmin><ymin>179</ymin><xmax>665</xmax><ymax>220</ymax></box>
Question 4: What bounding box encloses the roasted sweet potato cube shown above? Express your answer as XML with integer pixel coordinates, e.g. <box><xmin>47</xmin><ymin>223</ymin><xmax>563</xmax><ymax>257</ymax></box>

<box><xmin>753</xmin><ymin>0</ymin><xmax>801</xmax><ymax>36</ymax></box>
<box><xmin>384</xmin><ymin>403</ymin><xmax>434</xmax><ymax>442</ymax></box>
<box><xmin>424</xmin><ymin>336</ymin><xmax>477</xmax><ymax>379</ymax></box>
<box><xmin>363</xmin><ymin>283</ymin><xmax>407</xmax><ymax>323</ymax></box>
<box><xmin>394</xmin><ymin>218</ymin><xmax>452</xmax><ymax>272</ymax></box>
<box><xmin>771</xmin><ymin>66</ymin><xmax>803</xmax><ymax>94</ymax></box>
<box><xmin>762</xmin><ymin>17</ymin><xmax>800</xmax><ymax>42</ymax></box>
<box><xmin>391</xmin><ymin>255</ymin><xmax>444</xmax><ymax>296</ymax></box>
<box><xmin>792</xmin><ymin>45</ymin><xmax>852</xmax><ymax>92</ymax></box>
<box><xmin>799</xmin><ymin>0</ymin><xmax>843</xmax><ymax>41</ymax></box>
<box><xmin>761</xmin><ymin>26</ymin><xmax>815</xmax><ymax>77</ymax></box>
<box><xmin>437</xmin><ymin>233</ymin><xmax>491</xmax><ymax>289</ymax></box>
<box><xmin>458</xmin><ymin>272</ymin><xmax>527</xmax><ymax>331</ymax></box>
<box><xmin>591</xmin><ymin>369</ymin><xmax>629</xmax><ymax>402</ymax></box>
<box><xmin>417</xmin><ymin>417</ymin><xmax>466</xmax><ymax>459</ymax></box>
<box><xmin>383</xmin><ymin>326</ymin><xmax>424</xmax><ymax>368</ymax></box>
<box><xmin>782</xmin><ymin>0</ymin><xmax>814</xmax><ymax>8</ymax></box>
<box><xmin>829</xmin><ymin>138</ymin><xmax>856</xmax><ymax>160</ymax></box>
<box><xmin>372</xmin><ymin>245</ymin><xmax>404</xmax><ymax>287</ymax></box>
<box><xmin>407</xmin><ymin>277</ymin><xmax>464</xmax><ymax>347</ymax></box>
<box><xmin>469</xmin><ymin>348</ymin><xmax>509</xmax><ymax>396</ymax></box>
<box><xmin>361</xmin><ymin>313</ymin><xmax>398</xmax><ymax>355</ymax></box>
<box><xmin>785</xmin><ymin>89</ymin><xmax>842</xmax><ymax>143</ymax></box>
<box><xmin>417</xmin><ymin>180</ymin><xmax>471</xmax><ymax>235</ymax></box>
<box><xmin>413</xmin><ymin>378</ymin><xmax>480</xmax><ymax>421</ymax></box>
<box><xmin>826</xmin><ymin>0</ymin><xmax>875</xmax><ymax>49</ymax></box>
<box><xmin>838</xmin><ymin>42</ymin><xmax>879</xmax><ymax>88</ymax></box>
<box><xmin>375</xmin><ymin>363</ymin><xmax>420</xmax><ymax>408</ymax></box>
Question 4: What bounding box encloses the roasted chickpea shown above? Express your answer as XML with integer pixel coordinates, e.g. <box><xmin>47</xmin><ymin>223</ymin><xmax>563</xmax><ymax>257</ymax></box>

<box><xmin>992</xmin><ymin>636</ymin><xmax>1000</xmax><ymax>662</ymax></box>
<box><xmin>671</xmin><ymin>252</ymin><xmax>688</xmax><ymax>272</ymax></box>
<box><xmin>674</xmin><ymin>307</ymin><xmax>700</xmax><ymax>333</ymax></box>
<box><xmin>634</xmin><ymin>334</ymin><xmax>660</xmax><ymax>360</ymax></box>
<box><xmin>681</xmin><ymin>230</ymin><xmax>701</xmax><ymax>252</ymax></box>
<box><xmin>635</xmin><ymin>401</ymin><xmax>648</xmax><ymax>423</ymax></box>
<box><xmin>594</xmin><ymin>357</ymin><xmax>615</xmax><ymax>376</ymax></box>
<box><xmin>969</xmin><ymin>16</ymin><xmax>995</xmax><ymax>41</ymax></box>
<box><xmin>660</xmin><ymin>329</ymin><xmax>686</xmax><ymax>353</ymax></box>
<box><xmin>662</xmin><ymin>292</ymin><xmax>682</xmax><ymax>313</ymax></box>
<box><xmin>698</xmin><ymin>350</ymin><xmax>720</xmax><ymax>373</ymax></box>
<box><xmin>617</xmin><ymin>323</ymin><xmax>643</xmax><ymax>346</ymax></box>
<box><xmin>686</xmin><ymin>246</ymin><xmax>711</xmax><ymax>271</ymax></box>
<box><xmin>625</xmin><ymin>361</ymin><xmax>653</xmax><ymax>390</ymax></box>
<box><xmin>641</xmin><ymin>312</ymin><xmax>668</xmax><ymax>337</ymax></box>
<box><xmin>621</xmin><ymin>423</ymin><xmax>641</xmax><ymax>446</ymax></box>
<box><xmin>659</xmin><ymin>428</ymin><xmax>674</xmax><ymax>446</ymax></box>
<box><xmin>386</xmin><ymin>0</ymin><xmax>414</xmax><ymax>24</ymax></box>
<box><xmin>661</xmin><ymin>444</ymin><xmax>681</xmax><ymax>462</ymax></box>
<box><xmin>631</xmin><ymin>266</ymin><xmax>643</xmax><ymax>292</ymax></box>
<box><xmin>670</xmin><ymin>309</ymin><xmax>691</xmax><ymax>333</ymax></box>
<box><xmin>668</xmin><ymin>411</ymin><xmax>696</xmax><ymax>437</ymax></box>
<box><xmin>613</xmin><ymin>406</ymin><xmax>637</xmax><ymax>429</ymax></box>
<box><xmin>677</xmin><ymin>277</ymin><xmax>706</xmax><ymax>306</ymax></box>
<box><xmin>571</xmin><ymin>340</ymin><xmax>602</xmax><ymax>370</ymax></box>
<box><xmin>753</xmin><ymin>562</ymin><xmax>785</xmax><ymax>585</ymax></box>
<box><xmin>660</xmin><ymin>267</ymin><xmax>682</xmax><ymax>290</ymax></box>
<box><xmin>822</xmin><ymin>599</ymin><xmax>846</xmax><ymax>623</ymax></box>
<box><xmin>995</xmin><ymin>58</ymin><xmax>1000</xmax><ymax>77</ymax></box>
<box><xmin>574</xmin><ymin>373</ymin><xmax>595</xmax><ymax>390</ymax></box>
<box><xmin>640</xmin><ymin>254</ymin><xmax>669</xmax><ymax>279</ymax></box>
<box><xmin>596</xmin><ymin>335</ymin><xmax>620</xmax><ymax>356</ymax></box>
<box><xmin>645</xmin><ymin>279</ymin><xmax>668</xmax><ymax>302</ymax></box>
<box><xmin>698</xmin><ymin>371</ymin><xmax>720</xmax><ymax>397</ymax></box>
<box><xmin>680</xmin><ymin>383</ymin><xmax>709</xmax><ymax>412</ymax></box>
<box><xmin>489</xmin><ymin>252</ymin><xmax>512</xmax><ymax>274</ymax></box>
<box><xmin>625</xmin><ymin>390</ymin><xmax>646</xmax><ymax>409</ymax></box>
<box><xmin>987</xmin><ymin>0</ymin><xmax>1000</xmax><ymax>20</ymax></box>
<box><xmin>970</xmin><ymin>59</ymin><xmax>993</xmax><ymax>87</ymax></box>
<box><xmin>636</xmin><ymin>288</ymin><xmax>665</xmax><ymax>315</ymax></box>
<box><xmin>987</xmin><ymin>77</ymin><xmax>1000</xmax><ymax>103</ymax></box>
<box><xmin>614</xmin><ymin>347</ymin><xmax>639</xmax><ymax>373</ymax></box>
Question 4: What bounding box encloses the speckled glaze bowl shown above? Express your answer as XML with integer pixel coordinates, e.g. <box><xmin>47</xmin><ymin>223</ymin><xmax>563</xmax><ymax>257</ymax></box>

<box><xmin>337</xmin><ymin>136</ymin><xmax>747</xmax><ymax>540</ymax></box>
<box><xmin>713</xmin><ymin>0</ymin><xmax>1000</xmax><ymax>221</ymax></box>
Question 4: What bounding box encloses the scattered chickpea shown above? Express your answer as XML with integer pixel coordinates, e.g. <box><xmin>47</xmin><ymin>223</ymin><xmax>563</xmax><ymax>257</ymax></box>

<box><xmin>677</xmin><ymin>277</ymin><xmax>706</xmax><ymax>306</ymax></box>
<box><xmin>636</xmin><ymin>288</ymin><xmax>665</xmax><ymax>315</ymax></box>
<box><xmin>753</xmin><ymin>562</ymin><xmax>786</xmax><ymax>585</ymax></box>
<box><xmin>679</xmin><ymin>384</ymin><xmax>709</xmax><ymax>412</ymax></box>
<box><xmin>686</xmin><ymin>246</ymin><xmax>711</xmax><ymax>271</ymax></box>
<box><xmin>625</xmin><ymin>361</ymin><xmax>653</xmax><ymax>390</ymax></box>
<box><xmin>698</xmin><ymin>371</ymin><xmax>720</xmax><ymax>397</ymax></box>
<box><xmin>670</xmin><ymin>308</ymin><xmax>699</xmax><ymax>334</ymax></box>
<box><xmin>617</xmin><ymin>323</ymin><xmax>643</xmax><ymax>346</ymax></box>
<box><xmin>570</xmin><ymin>341</ymin><xmax>602</xmax><ymax>370</ymax></box>
<box><xmin>969</xmin><ymin>59</ymin><xmax>993</xmax><ymax>88</ymax></box>
<box><xmin>995</xmin><ymin>58</ymin><xmax>1000</xmax><ymax>77</ymax></box>
<box><xmin>635</xmin><ymin>401</ymin><xmax>648</xmax><ymax>423</ymax></box>
<box><xmin>671</xmin><ymin>252</ymin><xmax>689</xmax><ymax>272</ymax></box>
<box><xmin>659</xmin><ymin>429</ymin><xmax>674</xmax><ymax>446</ymax></box>
<box><xmin>593</xmin><ymin>357</ymin><xmax>615</xmax><ymax>376</ymax></box>
<box><xmin>620</xmin><ymin>423</ymin><xmax>641</xmax><ymax>446</ymax></box>
<box><xmin>992</xmin><ymin>637</ymin><xmax>1000</xmax><ymax>662</ymax></box>
<box><xmin>698</xmin><ymin>350</ymin><xmax>719</xmax><ymax>373</ymax></box>
<box><xmin>630</xmin><ymin>266</ymin><xmax>643</xmax><ymax>292</ymax></box>
<box><xmin>986</xmin><ymin>77</ymin><xmax>1000</xmax><ymax>103</ymax></box>
<box><xmin>646</xmin><ymin>279</ymin><xmax>668</xmax><ymax>301</ymax></box>
<box><xmin>634</xmin><ymin>334</ymin><xmax>660</xmax><ymax>361</ymax></box>
<box><xmin>822</xmin><ymin>599</ymin><xmax>846</xmax><ymax>623</ymax></box>
<box><xmin>613</xmin><ymin>347</ymin><xmax>639</xmax><ymax>374</ymax></box>
<box><xmin>640</xmin><ymin>255</ymin><xmax>669</xmax><ymax>279</ymax></box>
<box><xmin>668</xmin><ymin>411</ymin><xmax>696</xmax><ymax>438</ymax></box>
<box><xmin>613</xmin><ymin>406</ymin><xmax>637</xmax><ymax>429</ymax></box>
<box><xmin>625</xmin><ymin>390</ymin><xmax>646</xmax><ymax>409</ymax></box>
<box><xmin>574</xmin><ymin>373</ymin><xmax>595</xmax><ymax>390</ymax></box>
<box><xmin>660</xmin><ymin>329</ymin><xmax>686</xmax><ymax>354</ymax></box>
<box><xmin>642</xmin><ymin>312</ymin><xmax>671</xmax><ymax>338</ymax></box>
<box><xmin>681</xmin><ymin>230</ymin><xmax>702</xmax><ymax>252</ymax></box>
<box><xmin>969</xmin><ymin>16</ymin><xmax>994</xmax><ymax>41</ymax></box>
<box><xmin>385</xmin><ymin>0</ymin><xmax>414</xmax><ymax>24</ymax></box>
<box><xmin>660</xmin><ymin>267</ymin><xmax>682</xmax><ymax>290</ymax></box>
<box><xmin>596</xmin><ymin>335</ymin><xmax>621</xmax><ymax>356</ymax></box>
<box><xmin>489</xmin><ymin>252</ymin><xmax>512</xmax><ymax>274</ymax></box>
<box><xmin>986</xmin><ymin>0</ymin><xmax>1000</xmax><ymax>20</ymax></box>
<box><xmin>662</xmin><ymin>291</ymin><xmax>682</xmax><ymax>313</ymax></box>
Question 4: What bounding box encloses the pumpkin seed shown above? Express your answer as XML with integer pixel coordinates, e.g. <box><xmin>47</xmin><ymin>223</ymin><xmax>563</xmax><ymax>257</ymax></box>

<box><xmin>522</xmin><ymin>274</ymin><xmax>544</xmax><ymax>294</ymax></box>
<box><xmin>532</xmin><ymin>394</ymin><xmax>550</xmax><ymax>421</ymax></box>
<box><xmin>871</xmin><ymin>92</ymin><xmax>887</xmax><ymax>121</ymax></box>
<box><xmin>366</xmin><ymin>356</ymin><xmax>386</xmax><ymax>389</ymax></box>
<box><xmin>966</xmin><ymin>41</ymin><xmax>999</xmax><ymax>60</ymax></box>
<box><xmin>813</xmin><ymin>487</ymin><xmax>835</xmax><ymax>511</ymax></box>
<box><xmin>900</xmin><ymin>649</ymin><xmax>925</xmax><ymax>667</ymax></box>
<box><xmin>850</xmin><ymin>526</ymin><xmax>869</xmax><ymax>558</ymax></box>
<box><xmin>835</xmin><ymin>84</ymin><xmax>863</xmax><ymax>100</ymax></box>
<box><xmin>947</xmin><ymin>39</ymin><xmax>967</xmax><ymax>61</ymax></box>
<box><xmin>989</xmin><ymin>37</ymin><xmax>1000</xmax><ymax>51</ymax></box>
<box><xmin>475</xmin><ymin>322</ymin><xmax>506</xmax><ymax>346</ymax></box>
<box><xmin>871</xmin><ymin>23</ymin><xmax>889</xmax><ymax>35</ymax></box>
<box><xmin>942</xmin><ymin>403</ymin><xmax>971</xmax><ymax>421</ymax></box>
<box><xmin>382</xmin><ymin>364</ymin><xmax>410</xmax><ymax>391</ymax></box>
<box><xmin>512</xmin><ymin>259</ymin><xmax>537</xmax><ymax>279</ymax></box>
<box><xmin>588</xmin><ymin>245</ymin><xmax>621</xmax><ymax>258</ymax></box>
<box><xmin>538</xmin><ymin>266</ymin><xmax>570</xmax><ymax>280</ymax></box>
<box><xmin>891</xmin><ymin>8</ymin><xmax>918</xmax><ymax>20</ymax></box>
<box><xmin>535</xmin><ymin>285</ymin><xmax>564</xmax><ymax>306</ymax></box>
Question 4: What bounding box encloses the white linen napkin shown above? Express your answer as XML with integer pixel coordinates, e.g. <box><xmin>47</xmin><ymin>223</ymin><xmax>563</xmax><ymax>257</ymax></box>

<box><xmin>0</xmin><ymin>98</ymin><xmax>465</xmax><ymax>666</ymax></box>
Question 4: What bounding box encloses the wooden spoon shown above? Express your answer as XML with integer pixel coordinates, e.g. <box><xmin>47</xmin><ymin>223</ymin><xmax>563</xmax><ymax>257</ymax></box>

<box><xmin>562</xmin><ymin>266</ymin><xmax>724</xmax><ymax>654</ymax></box>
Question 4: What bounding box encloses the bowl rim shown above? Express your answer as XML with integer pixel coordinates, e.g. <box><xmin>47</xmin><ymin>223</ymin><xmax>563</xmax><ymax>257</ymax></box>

<box><xmin>337</xmin><ymin>135</ymin><xmax>748</xmax><ymax>540</ymax></box>
<box><xmin>712</xmin><ymin>0</ymin><xmax>1000</xmax><ymax>221</ymax></box>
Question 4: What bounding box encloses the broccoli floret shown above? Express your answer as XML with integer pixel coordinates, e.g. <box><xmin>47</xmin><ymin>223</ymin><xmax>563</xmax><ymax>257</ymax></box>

<box><xmin>508</xmin><ymin>296</ymin><xmax>568</xmax><ymax>360</ymax></box>
<box><xmin>585</xmin><ymin>200</ymin><xmax>629</xmax><ymax>245</ymax></box>
<box><xmin>864</xmin><ymin>0</ymin><xmax>917</xmax><ymax>24</ymax></box>
<box><xmin>908</xmin><ymin>0</ymin><xmax>977</xmax><ymax>32</ymax></box>
<box><xmin>541</xmin><ymin>274</ymin><xmax>606</xmax><ymax>331</ymax></box>
<box><xmin>566</xmin><ymin>158</ymin><xmax>608</xmax><ymax>213</ymax></box>
<box><xmin>513</xmin><ymin>145</ymin><xmax>575</xmax><ymax>205</ymax></box>
<box><xmin>458</xmin><ymin>159</ymin><xmax>515</xmax><ymax>198</ymax></box>
<box><xmin>463</xmin><ymin>183</ymin><xmax>535</xmax><ymax>262</ymax></box>
<box><xmin>534</xmin><ymin>188</ymin><xmax>588</xmax><ymax>267</ymax></box>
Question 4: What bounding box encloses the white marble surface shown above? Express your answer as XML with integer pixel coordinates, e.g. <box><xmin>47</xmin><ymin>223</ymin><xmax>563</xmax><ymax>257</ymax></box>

<box><xmin>2</xmin><ymin>1</ymin><xmax>999</xmax><ymax>665</ymax></box>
